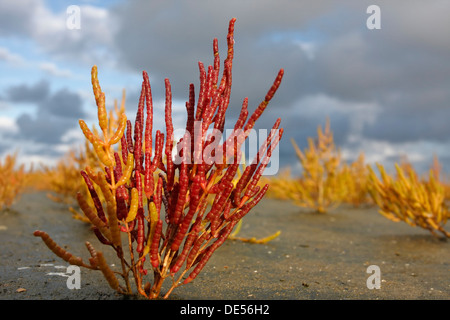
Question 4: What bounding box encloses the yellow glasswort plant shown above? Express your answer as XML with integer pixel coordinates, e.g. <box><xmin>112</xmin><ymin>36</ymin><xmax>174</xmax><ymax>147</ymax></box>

<box><xmin>340</xmin><ymin>152</ymin><xmax>371</xmax><ymax>207</ymax></box>
<box><xmin>34</xmin><ymin>18</ymin><xmax>284</xmax><ymax>299</ymax></box>
<box><xmin>368</xmin><ymin>163</ymin><xmax>450</xmax><ymax>238</ymax></box>
<box><xmin>289</xmin><ymin>119</ymin><xmax>347</xmax><ymax>213</ymax></box>
<box><xmin>42</xmin><ymin>91</ymin><xmax>127</xmax><ymax>220</ymax></box>
<box><xmin>261</xmin><ymin>122</ymin><xmax>371</xmax><ymax>210</ymax></box>
<box><xmin>260</xmin><ymin>168</ymin><xmax>298</xmax><ymax>201</ymax></box>
<box><xmin>430</xmin><ymin>154</ymin><xmax>450</xmax><ymax>201</ymax></box>
<box><xmin>0</xmin><ymin>152</ymin><xmax>28</xmax><ymax>210</ymax></box>
<box><xmin>227</xmin><ymin>219</ymin><xmax>281</xmax><ymax>244</ymax></box>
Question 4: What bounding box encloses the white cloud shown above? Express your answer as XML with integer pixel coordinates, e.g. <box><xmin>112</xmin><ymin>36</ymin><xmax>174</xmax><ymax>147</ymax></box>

<box><xmin>340</xmin><ymin>137</ymin><xmax>450</xmax><ymax>175</ymax></box>
<box><xmin>38</xmin><ymin>62</ymin><xmax>72</xmax><ymax>77</ymax></box>
<box><xmin>1</xmin><ymin>138</ymin><xmax>64</xmax><ymax>169</ymax></box>
<box><xmin>17</xmin><ymin>153</ymin><xmax>58</xmax><ymax>169</ymax></box>
<box><xmin>294</xmin><ymin>40</ymin><xmax>317</xmax><ymax>60</ymax></box>
<box><xmin>3</xmin><ymin>1</ymin><xmax>116</xmax><ymax>65</ymax></box>
<box><xmin>0</xmin><ymin>47</ymin><xmax>24</xmax><ymax>65</ymax></box>
<box><xmin>0</xmin><ymin>116</ymin><xmax>19</xmax><ymax>134</ymax></box>
<box><xmin>60</xmin><ymin>127</ymin><xmax>84</xmax><ymax>144</ymax></box>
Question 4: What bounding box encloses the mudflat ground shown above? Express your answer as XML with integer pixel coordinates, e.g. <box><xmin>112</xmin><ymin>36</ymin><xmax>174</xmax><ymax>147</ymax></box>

<box><xmin>0</xmin><ymin>191</ymin><xmax>449</xmax><ymax>300</ymax></box>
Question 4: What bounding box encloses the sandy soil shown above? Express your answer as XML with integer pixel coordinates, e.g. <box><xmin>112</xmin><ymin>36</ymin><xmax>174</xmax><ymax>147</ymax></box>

<box><xmin>0</xmin><ymin>191</ymin><xmax>449</xmax><ymax>300</ymax></box>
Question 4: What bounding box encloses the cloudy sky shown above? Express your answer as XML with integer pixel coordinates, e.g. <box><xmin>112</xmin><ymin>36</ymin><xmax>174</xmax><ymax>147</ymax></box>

<box><xmin>1</xmin><ymin>0</ymin><xmax>450</xmax><ymax>177</ymax></box>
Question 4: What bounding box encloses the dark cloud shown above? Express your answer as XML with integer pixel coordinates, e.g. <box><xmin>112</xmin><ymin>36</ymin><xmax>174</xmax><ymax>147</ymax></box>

<box><xmin>0</xmin><ymin>141</ymin><xmax>8</xmax><ymax>155</ymax></box>
<box><xmin>111</xmin><ymin>0</ymin><xmax>334</xmax><ymax>100</ymax></box>
<box><xmin>3</xmin><ymin>79</ymin><xmax>86</xmax><ymax>144</ymax></box>
<box><xmin>0</xmin><ymin>0</ymin><xmax>37</xmax><ymax>36</ymax></box>
<box><xmin>363</xmin><ymin>106</ymin><xmax>450</xmax><ymax>143</ymax></box>
<box><xmin>15</xmin><ymin>113</ymin><xmax>75</xmax><ymax>144</ymax></box>
<box><xmin>44</xmin><ymin>88</ymin><xmax>84</xmax><ymax>119</ymax></box>
<box><xmin>7</xmin><ymin>80</ymin><xmax>50</xmax><ymax>103</ymax></box>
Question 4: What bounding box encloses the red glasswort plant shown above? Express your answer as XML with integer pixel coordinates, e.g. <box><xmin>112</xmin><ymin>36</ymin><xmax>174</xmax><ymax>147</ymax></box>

<box><xmin>34</xmin><ymin>18</ymin><xmax>284</xmax><ymax>299</ymax></box>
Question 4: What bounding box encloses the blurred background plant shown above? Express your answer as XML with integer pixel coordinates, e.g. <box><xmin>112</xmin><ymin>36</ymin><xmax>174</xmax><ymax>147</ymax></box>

<box><xmin>368</xmin><ymin>162</ymin><xmax>449</xmax><ymax>238</ymax></box>
<box><xmin>281</xmin><ymin>119</ymin><xmax>348</xmax><ymax>213</ymax></box>
<box><xmin>260</xmin><ymin>167</ymin><xmax>297</xmax><ymax>201</ymax></box>
<box><xmin>0</xmin><ymin>152</ymin><xmax>29</xmax><ymax>210</ymax></box>
<box><xmin>261</xmin><ymin>119</ymin><xmax>372</xmax><ymax>213</ymax></box>
<box><xmin>339</xmin><ymin>152</ymin><xmax>371</xmax><ymax>208</ymax></box>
